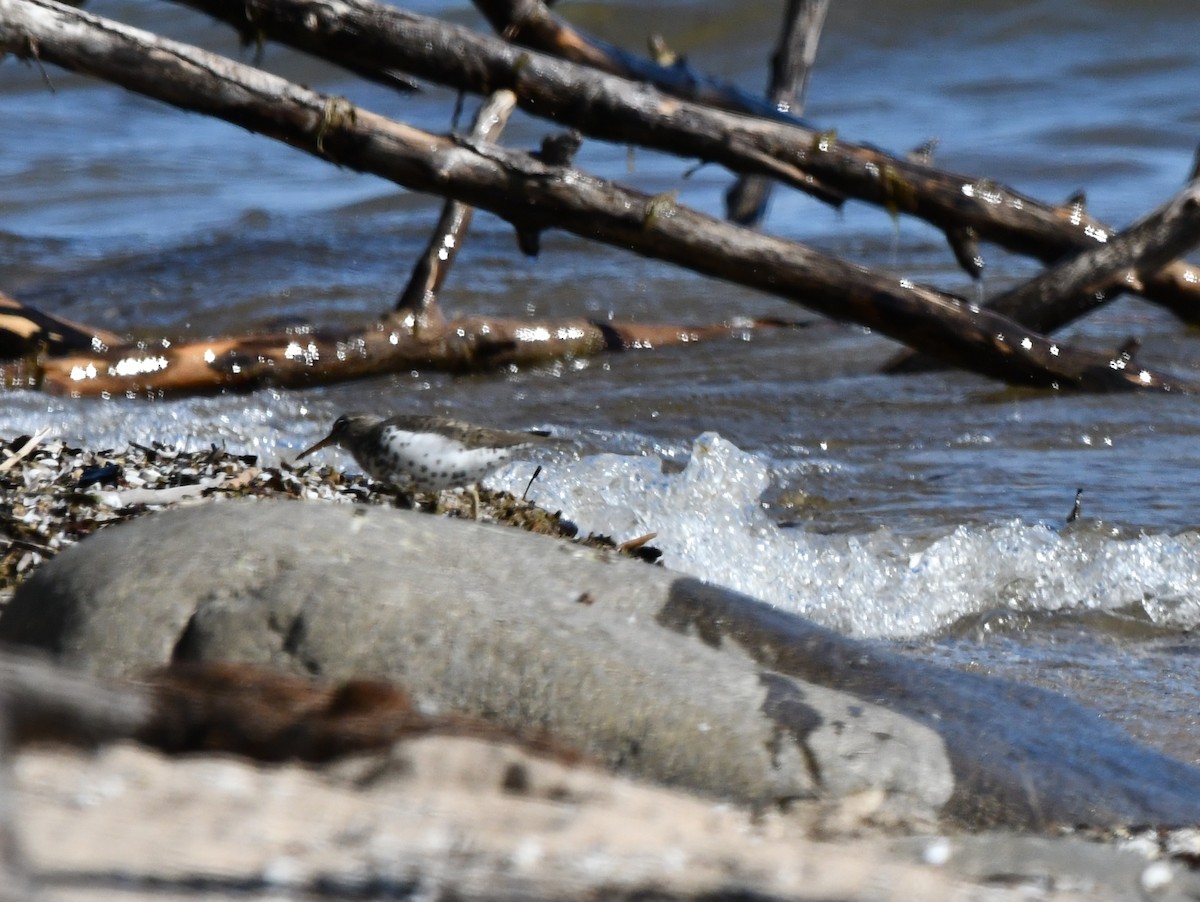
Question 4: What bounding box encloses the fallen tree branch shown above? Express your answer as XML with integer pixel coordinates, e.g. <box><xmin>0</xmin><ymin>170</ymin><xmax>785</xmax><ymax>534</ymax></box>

<box><xmin>470</xmin><ymin>0</ymin><xmax>806</xmax><ymax>125</ymax></box>
<box><xmin>167</xmin><ymin>0</ymin><xmax>1200</xmax><ymax>322</ymax></box>
<box><xmin>986</xmin><ymin>179</ymin><xmax>1200</xmax><ymax>330</ymax></box>
<box><xmin>887</xmin><ymin>177</ymin><xmax>1200</xmax><ymax>373</ymax></box>
<box><xmin>0</xmin><ymin>290</ymin><xmax>122</xmax><ymax>358</ymax></box>
<box><xmin>395</xmin><ymin>90</ymin><xmax>518</xmax><ymax>325</ymax></box>
<box><xmin>0</xmin><ymin>0</ymin><xmax>1189</xmax><ymax>392</ymax></box>
<box><xmin>473</xmin><ymin>0</ymin><xmax>845</xmax><ymax>210</ymax></box>
<box><xmin>0</xmin><ymin>90</ymin><xmax>775</xmax><ymax>396</ymax></box>
<box><xmin>17</xmin><ymin>310</ymin><xmax>785</xmax><ymax>396</ymax></box>
<box><xmin>726</xmin><ymin>0</ymin><xmax>830</xmax><ymax>226</ymax></box>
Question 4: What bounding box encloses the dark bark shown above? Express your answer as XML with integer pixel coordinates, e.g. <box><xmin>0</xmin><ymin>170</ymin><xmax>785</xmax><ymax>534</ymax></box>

<box><xmin>0</xmin><ymin>0</ymin><xmax>1190</xmax><ymax>393</ymax></box>
<box><xmin>887</xmin><ymin>178</ymin><xmax>1200</xmax><ymax>373</ymax></box>
<box><xmin>987</xmin><ymin>180</ymin><xmax>1200</xmax><ymax>329</ymax></box>
<box><xmin>0</xmin><ymin>290</ymin><xmax>123</xmax><ymax>358</ymax></box>
<box><xmin>726</xmin><ymin>0</ymin><xmax>831</xmax><ymax>226</ymax></box>
<box><xmin>161</xmin><ymin>0</ymin><xmax>1200</xmax><ymax>322</ymax></box>
<box><xmin>470</xmin><ymin>0</ymin><xmax>805</xmax><ymax>124</ymax></box>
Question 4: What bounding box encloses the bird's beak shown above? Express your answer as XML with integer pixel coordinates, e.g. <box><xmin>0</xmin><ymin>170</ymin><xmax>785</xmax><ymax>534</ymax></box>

<box><xmin>295</xmin><ymin>431</ymin><xmax>337</xmax><ymax>461</ymax></box>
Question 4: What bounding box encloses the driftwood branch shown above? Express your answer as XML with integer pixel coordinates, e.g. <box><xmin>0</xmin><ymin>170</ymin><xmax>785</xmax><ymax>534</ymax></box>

<box><xmin>17</xmin><ymin>311</ymin><xmax>783</xmax><ymax>397</ymax></box>
<box><xmin>395</xmin><ymin>90</ymin><xmax>517</xmax><ymax>322</ymax></box>
<box><xmin>470</xmin><ymin>0</ymin><xmax>805</xmax><ymax>125</ymax></box>
<box><xmin>0</xmin><ymin>0</ymin><xmax>1190</xmax><ymax>393</ymax></box>
<box><xmin>887</xmin><ymin>178</ymin><xmax>1200</xmax><ymax>373</ymax></box>
<box><xmin>0</xmin><ymin>79</ymin><xmax>774</xmax><ymax>399</ymax></box>
<box><xmin>0</xmin><ymin>290</ymin><xmax>122</xmax><ymax>358</ymax></box>
<box><xmin>0</xmin><ymin>79</ymin><xmax>776</xmax><ymax>397</ymax></box>
<box><xmin>474</xmin><ymin>0</ymin><xmax>847</xmax><ymax>209</ymax></box>
<box><xmin>729</xmin><ymin>0</ymin><xmax>831</xmax><ymax>226</ymax></box>
<box><xmin>169</xmin><ymin>0</ymin><xmax>1200</xmax><ymax>322</ymax></box>
<box><xmin>987</xmin><ymin>179</ymin><xmax>1200</xmax><ymax>330</ymax></box>
<box><xmin>0</xmin><ymin>6</ymin><xmax>779</xmax><ymax>396</ymax></box>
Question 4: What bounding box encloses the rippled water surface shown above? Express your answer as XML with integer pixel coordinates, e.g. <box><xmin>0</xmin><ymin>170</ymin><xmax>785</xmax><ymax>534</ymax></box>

<box><xmin>3</xmin><ymin>0</ymin><xmax>1200</xmax><ymax>762</ymax></box>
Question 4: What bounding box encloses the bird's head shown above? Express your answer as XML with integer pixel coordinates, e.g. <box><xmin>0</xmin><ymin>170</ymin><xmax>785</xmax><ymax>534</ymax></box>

<box><xmin>295</xmin><ymin>412</ymin><xmax>378</xmax><ymax>460</ymax></box>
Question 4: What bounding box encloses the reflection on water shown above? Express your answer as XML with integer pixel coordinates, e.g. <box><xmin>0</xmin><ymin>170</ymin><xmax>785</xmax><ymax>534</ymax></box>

<box><xmin>3</xmin><ymin>0</ymin><xmax>1200</xmax><ymax>760</ymax></box>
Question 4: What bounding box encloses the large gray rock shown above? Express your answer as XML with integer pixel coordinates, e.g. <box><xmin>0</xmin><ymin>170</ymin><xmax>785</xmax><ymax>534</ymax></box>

<box><xmin>1</xmin><ymin>502</ymin><xmax>948</xmax><ymax>822</ymax></box>
<box><xmin>4</xmin><ymin>501</ymin><xmax>1200</xmax><ymax>829</ymax></box>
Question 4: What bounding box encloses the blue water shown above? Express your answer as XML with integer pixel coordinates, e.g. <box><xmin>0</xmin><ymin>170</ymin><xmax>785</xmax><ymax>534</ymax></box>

<box><xmin>3</xmin><ymin>0</ymin><xmax>1200</xmax><ymax>762</ymax></box>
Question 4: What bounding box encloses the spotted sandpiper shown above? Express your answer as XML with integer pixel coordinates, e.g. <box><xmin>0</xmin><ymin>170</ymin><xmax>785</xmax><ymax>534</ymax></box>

<box><xmin>296</xmin><ymin>413</ymin><xmax>550</xmax><ymax>509</ymax></box>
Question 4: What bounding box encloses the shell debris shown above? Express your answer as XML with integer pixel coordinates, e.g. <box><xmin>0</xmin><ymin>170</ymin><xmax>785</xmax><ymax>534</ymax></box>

<box><xmin>0</xmin><ymin>434</ymin><xmax>657</xmax><ymax>605</ymax></box>
<box><xmin>0</xmin><ymin>436</ymin><xmax>374</xmax><ymax>604</ymax></box>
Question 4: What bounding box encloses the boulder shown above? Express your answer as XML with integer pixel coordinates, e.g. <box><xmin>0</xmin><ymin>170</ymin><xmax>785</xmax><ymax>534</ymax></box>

<box><xmin>4</xmin><ymin>501</ymin><xmax>1200</xmax><ymax>828</ymax></box>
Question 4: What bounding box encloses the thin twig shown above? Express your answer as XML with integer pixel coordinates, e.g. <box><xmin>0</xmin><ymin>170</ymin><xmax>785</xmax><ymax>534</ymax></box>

<box><xmin>0</xmin><ymin>429</ymin><xmax>49</xmax><ymax>473</ymax></box>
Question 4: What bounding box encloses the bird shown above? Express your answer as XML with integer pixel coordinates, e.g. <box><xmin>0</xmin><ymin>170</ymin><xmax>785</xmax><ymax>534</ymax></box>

<box><xmin>295</xmin><ymin>413</ymin><xmax>550</xmax><ymax>511</ymax></box>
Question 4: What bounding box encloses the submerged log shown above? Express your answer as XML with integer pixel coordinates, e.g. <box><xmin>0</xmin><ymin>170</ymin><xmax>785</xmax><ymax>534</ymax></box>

<box><xmin>0</xmin><ymin>0</ymin><xmax>1188</xmax><ymax>392</ymax></box>
<box><xmin>21</xmin><ymin>313</ymin><xmax>787</xmax><ymax>397</ymax></box>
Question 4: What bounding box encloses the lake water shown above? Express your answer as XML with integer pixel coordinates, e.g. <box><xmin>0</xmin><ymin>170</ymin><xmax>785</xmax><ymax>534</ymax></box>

<box><xmin>3</xmin><ymin>0</ymin><xmax>1200</xmax><ymax>766</ymax></box>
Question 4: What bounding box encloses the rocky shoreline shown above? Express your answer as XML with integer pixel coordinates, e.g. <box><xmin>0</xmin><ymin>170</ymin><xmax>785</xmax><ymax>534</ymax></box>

<box><xmin>3</xmin><ymin>435</ymin><xmax>1200</xmax><ymax>899</ymax></box>
<box><xmin>0</xmin><ymin>432</ymin><xmax>623</xmax><ymax>605</ymax></box>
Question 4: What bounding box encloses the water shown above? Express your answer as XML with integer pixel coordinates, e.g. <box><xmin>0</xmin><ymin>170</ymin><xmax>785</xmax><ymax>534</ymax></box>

<box><xmin>3</xmin><ymin>0</ymin><xmax>1200</xmax><ymax>764</ymax></box>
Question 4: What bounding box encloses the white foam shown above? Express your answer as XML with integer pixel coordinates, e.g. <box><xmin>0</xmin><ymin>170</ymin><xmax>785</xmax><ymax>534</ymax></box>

<box><xmin>0</xmin><ymin>393</ymin><xmax>322</xmax><ymax>461</ymax></box>
<box><xmin>490</xmin><ymin>433</ymin><xmax>1200</xmax><ymax>639</ymax></box>
<box><xmin>8</xmin><ymin>398</ymin><xmax>1199</xmax><ymax>641</ymax></box>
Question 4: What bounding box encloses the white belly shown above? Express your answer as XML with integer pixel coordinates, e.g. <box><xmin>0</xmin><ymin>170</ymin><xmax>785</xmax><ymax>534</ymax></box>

<box><xmin>363</xmin><ymin>428</ymin><xmax>515</xmax><ymax>491</ymax></box>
